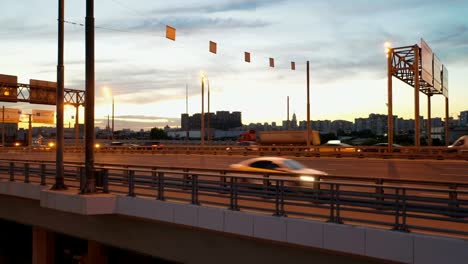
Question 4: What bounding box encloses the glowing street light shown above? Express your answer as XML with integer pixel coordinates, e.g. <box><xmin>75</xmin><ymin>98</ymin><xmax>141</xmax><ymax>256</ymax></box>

<box><xmin>384</xmin><ymin>41</ymin><xmax>392</xmax><ymax>57</ymax></box>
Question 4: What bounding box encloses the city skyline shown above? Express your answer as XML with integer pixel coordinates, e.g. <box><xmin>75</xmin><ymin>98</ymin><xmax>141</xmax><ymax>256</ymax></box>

<box><xmin>1</xmin><ymin>0</ymin><xmax>468</xmax><ymax>130</ymax></box>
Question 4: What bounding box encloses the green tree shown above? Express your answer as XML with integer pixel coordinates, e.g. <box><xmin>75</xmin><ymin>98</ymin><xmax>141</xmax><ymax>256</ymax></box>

<box><xmin>150</xmin><ymin>128</ymin><xmax>168</xmax><ymax>139</ymax></box>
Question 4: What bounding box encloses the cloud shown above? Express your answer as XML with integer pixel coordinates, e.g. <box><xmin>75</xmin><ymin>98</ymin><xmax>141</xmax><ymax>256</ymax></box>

<box><xmin>146</xmin><ymin>0</ymin><xmax>285</xmax><ymax>15</ymax></box>
<box><xmin>95</xmin><ymin>115</ymin><xmax>180</xmax><ymax>130</ymax></box>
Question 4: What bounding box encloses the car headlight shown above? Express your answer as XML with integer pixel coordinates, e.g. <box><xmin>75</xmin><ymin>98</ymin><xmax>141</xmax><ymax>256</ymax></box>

<box><xmin>48</xmin><ymin>142</ymin><xmax>55</xmax><ymax>147</ymax></box>
<box><xmin>95</xmin><ymin>143</ymin><xmax>101</xmax><ymax>148</ymax></box>
<box><xmin>299</xmin><ymin>175</ymin><xmax>315</xmax><ymax>182</ymax></box>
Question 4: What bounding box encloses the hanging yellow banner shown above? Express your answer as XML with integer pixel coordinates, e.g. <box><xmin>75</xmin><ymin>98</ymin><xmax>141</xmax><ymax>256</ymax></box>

<box><xmin>32</xmin><ymin>109</ymin><xmax>55</xmax><ymax>124</ymax></box>
<box><xmin>1</xmin><ymin>108</ymin><xmax>21</xmax><ymax>123</ymax></box>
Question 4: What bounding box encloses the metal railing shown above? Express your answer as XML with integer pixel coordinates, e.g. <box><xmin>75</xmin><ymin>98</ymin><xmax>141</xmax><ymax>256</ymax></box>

<box><xmin>1</xmin><ymin>144</ymin><xmax>466</xmax><ymax>160</ymax></box>
<box><xmin>0</xmin><ymin>159</ymin><xmax>467</xmax><ymax>238</ymax></box>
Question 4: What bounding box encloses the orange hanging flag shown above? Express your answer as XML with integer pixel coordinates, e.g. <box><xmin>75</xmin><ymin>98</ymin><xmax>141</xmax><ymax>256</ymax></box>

<box><xmin>209</xmin><ymin>41</ymin><xmax>217</xmax><ymax>54</ymax></box>
<box><xmin>269</xmin><ymin>58</ymin><xmax>275</xmax><ymax>67</ymax></box>
<box><xmin>165</xmin><ymin>25</ymin><xmax>176</xmax><ymax>41</ymax></box>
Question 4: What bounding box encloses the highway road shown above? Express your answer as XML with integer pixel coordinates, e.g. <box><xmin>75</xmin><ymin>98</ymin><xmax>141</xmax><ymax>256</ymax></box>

<box><xmin>4</xmin><ymin>151</ymin><xmax>468</xmax><ymax>182</ymax></box>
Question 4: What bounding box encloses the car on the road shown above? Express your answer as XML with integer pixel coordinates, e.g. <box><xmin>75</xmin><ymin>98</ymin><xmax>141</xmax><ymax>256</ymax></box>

<box><xmin>447</xmin><ymin>135</ymin><xmax>468</xmax><ymax>153</ymax></box>
<box><xmin>319</xmin><ymin>140</ymin><xmax>357</xmax><ymax>153</ymax></box>
<box><xmin>229</xmin><ymin>157</ymin><xmax>327</xmax><ymax>186</ymax></box>
<box><xmin>226</xmin><ymin>141</ymin><xmax>259</xmax><ymax>151</ymax></box>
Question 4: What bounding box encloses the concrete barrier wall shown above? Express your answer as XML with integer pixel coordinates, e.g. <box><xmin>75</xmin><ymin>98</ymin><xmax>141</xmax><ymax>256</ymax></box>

<box><xmin>115</xmin><ymin>196</ymin><xmax>468</xmax><ymax>264</ymax></box>
<box><xmin>1</xmin><ymin>181</ymin><xmax>466</xmax><ymax>264</ymax></box>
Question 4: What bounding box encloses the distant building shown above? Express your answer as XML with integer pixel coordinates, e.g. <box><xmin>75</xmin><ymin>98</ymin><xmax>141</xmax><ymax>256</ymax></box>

<box><xmin>331</xmin><ymin>120</ymin><xmax>353</xmax><ymax>134</ymax></box>
<box><xmin>291</xmin><ymin>113</ymin><xmax>298</xmax><ymax>129</ymax></box>
<box><xmin>181</xmin><ymin>111</ymin><xmax>242</xmax><ymax>130</ymax></box>
<box><xmin>459</xmin><ymin>111</ymin><xmax>468</xmax><ymax>126</ymax></box>
<box><xmin>311</xmin><ymin>120</ymin><xmax>332</xmax><ymax>134</ymax></box>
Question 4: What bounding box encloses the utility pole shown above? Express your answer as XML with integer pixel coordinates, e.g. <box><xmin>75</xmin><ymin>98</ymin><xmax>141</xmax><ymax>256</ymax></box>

<box><xmin>207</xmin><ymin>80</ymin><xmax>210</xmax><ymax>142</ymax></box>
<box><xmin>287</xmin><ymin>96</ymin><xmax>290</xmax><ymax>130</ymax></box>
<box><xmin>75</xmin><ymin>104</ymin><xmax>79</xmax><ymax>147</ymax></box>
<box><xmin>413</xmin><ymin>45</ymin><xmax>421</xmax><ymax>148</ymax></box>
<box><xmin>52</xmin><ymin>0</ymin><xmax>67</xmax><ymax>190</ymax></box>
<box><xmin>28</xmin><ymin>114</ymin><xmax>32</xmax><ymax>150</ymax></box>
<box><xmin>111</xmin><ymin>96</ymin><xmax>114</xmax><ymax>140</ymax></box>
<box><xmin>107</xmin><ymin>114</ymin><xmax>110</xmax><ymax>140</ymax></box>
<box><xmin>186</xmin><ymin>84</ymin><xmax>189</xmax><ymax>141</ymax></box>
<box><xmin>201</xmin><ymin>75</ymin><xmax>205</xmax><ymax>145</ymax></box>
<box><xmin>83</xmin><ymin>0</ymin><xmax>96</xmax><ymax>193</ymax></box>
<box><xmin>2</xmin><ymin>106</ymin><xmax>4</xmax><ymax>147</ymax></box>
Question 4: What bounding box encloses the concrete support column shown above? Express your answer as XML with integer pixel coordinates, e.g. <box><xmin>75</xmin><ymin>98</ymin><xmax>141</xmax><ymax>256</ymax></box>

<box><xmin>33</xmin><ymin>226</ymin><xmax>55</xmax><ymax>264</ymax></box>
<box><xmin>83</xmin><ymin>240</ymin><xmax>107</xmax><ymax>264</ymax></box>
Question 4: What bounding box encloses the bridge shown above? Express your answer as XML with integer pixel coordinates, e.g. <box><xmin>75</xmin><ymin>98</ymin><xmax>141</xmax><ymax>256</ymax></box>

<box><xmin>0</xmin><ymin>151</ymin><xmax>467</xmax><ymax>263</ymax></box>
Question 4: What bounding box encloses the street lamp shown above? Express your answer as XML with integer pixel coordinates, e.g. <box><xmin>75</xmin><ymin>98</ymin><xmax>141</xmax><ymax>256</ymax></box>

<box><xmin>201</xmin><ymin>73</ymin><xmax>206</xmax><ymax>145</ymax></box>
<box><xmin>103</xmin><ymin>86</ymin><xmax>114</xmax><ymax>140</ymax></box>
<box><xmin>384</xmin><ymin>41</ymin><xmax>392</xmax><ymax>58</ymax></box>
<box><xmin>385</xmin><ymin>41</ymin><xmax>394</xmax><ymax>153</ymax></box>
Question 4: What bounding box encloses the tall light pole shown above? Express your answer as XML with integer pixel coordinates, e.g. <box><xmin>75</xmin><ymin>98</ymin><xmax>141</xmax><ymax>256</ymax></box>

<box><xmin>201</xmin><ymin>74</ymin><xmax>205</xmax><ymax>145</ymax></box>
<box><xmin>186</xmin><ymin>84</ymin><xmax>189</xmax><ymax>141</ymax></box>
<box><xmin>112</xmin><ymin>96</ymin><xmax>114</xmax><ymax>140</ymax></box>
<box><xmin>287</xmin><ymin>96</ymin><xmax>290</xmax><ymax>130</ymax></box>
<box><xmin>28</xmin><ymin>114</ymin><xmax>32</xmax><ymax>150</ymax></box>
<box><xmin>52</xmin><ymin>0</ymin><xmax>67</xmax><ymax>190</ymax></box>
<box><xmin>385</xmin><ymin>41</ymin><xmax>394</xmax><ymax>153</ymax></box>
<box><xmin>207</xmin><ymin>80</ymin><xmax>210</xmax><ymax>142</ymax></box>
<box><xmin>75</xmin><ymin>104</ymin><xmax>79</xmax><ymax>147</ymax></box>
<box><xmin>306</xmin><ymin>61</ymin><xmax>311</xmax><ymax>148</ymax></box>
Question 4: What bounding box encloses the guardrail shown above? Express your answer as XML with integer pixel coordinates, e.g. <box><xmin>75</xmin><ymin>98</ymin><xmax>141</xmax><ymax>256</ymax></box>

<box><xmin>1</xmin><ymin>144</ymin><xmax>467</xmax><ymax>160</ymax></box>
<box><xmin>0</xmin><ymin>159</ymin><xmax>467</xmax><ymax>238</ymax></box>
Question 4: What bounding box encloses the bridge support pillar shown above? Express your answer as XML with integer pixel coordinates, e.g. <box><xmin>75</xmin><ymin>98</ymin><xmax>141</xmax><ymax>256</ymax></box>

<box><xmin>32</xmin><ymin>226</ymin><xmax>55</xmax><ymax>264</ymax></box>
<box><xmin>83</xmin><ymin>240</ymin><xmax>107</xmax><ymax>264</ymax></box>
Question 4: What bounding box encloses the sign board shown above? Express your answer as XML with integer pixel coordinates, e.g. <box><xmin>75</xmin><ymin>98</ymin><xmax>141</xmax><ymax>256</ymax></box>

<box><xmin>421</xmin><ymin>39</ymin><xmax>433</xmax><ymax>85</ymax></box>
<box><xmin>29</xmin><ymin>79</ymin><xmax>56</xmax><ymax>105</ymax></box>
<box><xmin>1</xmin><ymin>108</ymin><xmax>21</xmax><ymax>123</ymax></box>
<box><xmin>442</xmin><ymin>64</ymin><xmax>448</xmax><ymax>98</ymax></box>
<box><xmin>433</xmin><ymin>55</ymin><xmax>442</xmax><ymax>92</ymax></box>
<box><xmin>0</xmin><ymin>74</ymin><xmax>18</xmax><ymax>102</ymax></box>
<box><xmin>32</xmin><ymin>109</ymin><xmax>55</xmax><ymax>124</ymax></box>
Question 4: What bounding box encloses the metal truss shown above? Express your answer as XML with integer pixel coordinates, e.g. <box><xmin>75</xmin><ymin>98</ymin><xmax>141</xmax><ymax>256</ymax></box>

<box><xmin>1</xmin><ymin>82</ymin><xmax>85</xmax><ymax>106</ymax></box>
<box><xmin>390</xmin><ymin>45</ymin><xmax>442</xmax><ymax>96</ymax></box>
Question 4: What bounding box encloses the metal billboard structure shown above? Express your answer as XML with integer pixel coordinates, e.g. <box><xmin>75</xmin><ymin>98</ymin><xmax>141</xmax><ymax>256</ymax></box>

<box><xmin>0</xmin><ymin>76</ymin><xmax>85</xmax><ymax>148</ymax></box>
<box><xmin>387</xmin><ymin>39</ymin><xmax>449</xmax><ymax>149</ymax></box>
<box><xmin>0</xmin><ymin>74</ymin><xmax>19</xmax><ymax>102</ymax></box>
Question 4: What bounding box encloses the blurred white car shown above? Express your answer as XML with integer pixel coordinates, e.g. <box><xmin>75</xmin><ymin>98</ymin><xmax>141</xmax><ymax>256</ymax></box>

<box><xmin>230</xmin><ymin>157</ymin><xmax>327</xmax><ymax>185</ymax></box>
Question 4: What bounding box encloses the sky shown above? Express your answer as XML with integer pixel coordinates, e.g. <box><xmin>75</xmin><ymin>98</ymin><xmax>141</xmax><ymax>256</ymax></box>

<box><xmin>1</xmin><ymin>0</ymin><xmax>467</xmax><ymax>130</ymax></box>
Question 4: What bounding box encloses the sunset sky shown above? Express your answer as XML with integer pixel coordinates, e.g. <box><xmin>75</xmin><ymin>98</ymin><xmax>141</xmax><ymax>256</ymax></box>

<box><xmin>1</xmin><ymin>0</ymin><xmax>467</xmax><ymax>130</ymax></box>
